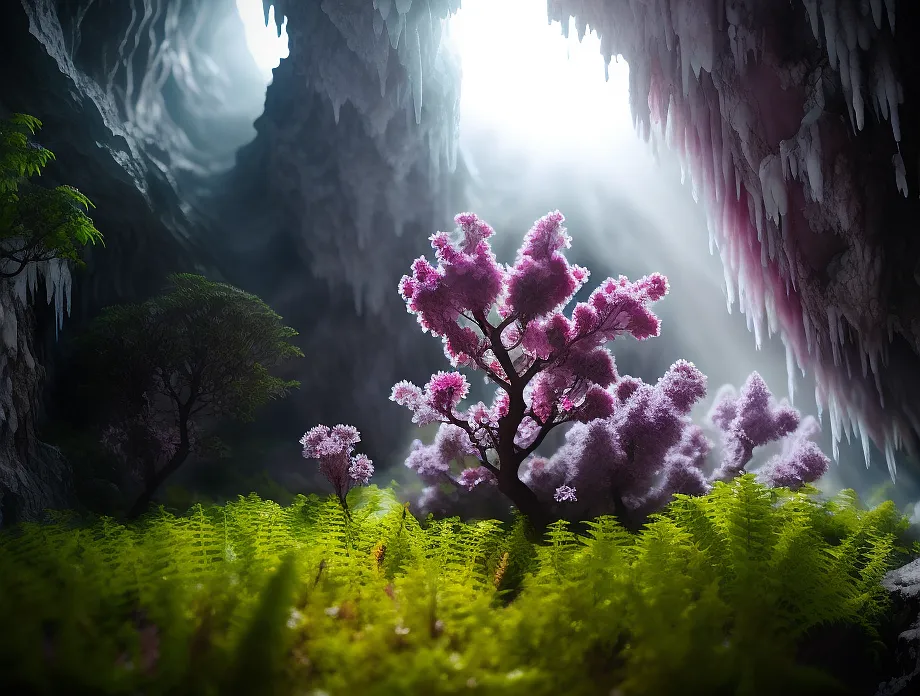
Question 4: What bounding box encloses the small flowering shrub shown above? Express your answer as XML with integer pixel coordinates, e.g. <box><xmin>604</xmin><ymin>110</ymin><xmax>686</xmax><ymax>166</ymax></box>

<box><xmin>391</xmin><ymin>212</ymin><xmax>830</xmax><ymax>528</ymax></box>
<box><xmin>300</xmin><ymin>424</ymin><xmax>374</xmax><ymax>512</ymax></box>
<box><xmin>0</xmin><ymin>479</ymin><xmax>912</xmax><ymax>695</ymax></box>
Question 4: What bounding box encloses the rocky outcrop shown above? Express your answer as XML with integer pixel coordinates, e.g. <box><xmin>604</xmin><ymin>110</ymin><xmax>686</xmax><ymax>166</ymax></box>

<box><xmin>0</xmin><ymin>0</ymin><xmax>466</xmax><ymax>517</ymax></box>
<box><xmin>0</xmin><ymin>0</ymin><xmax>267</xmax><ymax>519</ymax></box>
<box><xmin>0</xmin><ymin>278</ymin><xmax>70</xmax><ymax>525</ymax></box>
<box><xmin>208</xmin><ymin>0</ymin><xmax>466</xmax><ymax>467</ymax></box>
<box><xmin>548</xmin><ymin>0</ymin><xmax>920</xmax><ymax>471</ymax></box>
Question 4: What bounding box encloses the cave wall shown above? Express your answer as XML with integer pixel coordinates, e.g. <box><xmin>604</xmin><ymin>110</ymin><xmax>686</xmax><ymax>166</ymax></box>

<box><xmin>548</xmin><ymin>0</ymin><xmax>920</xmax><ymax>473</ymax></box>
<box><xmin>205</xmin><ymin>0</ymin><xmax>468</xmax><ymax>474</ymax></box>
<box><xmin>0</xmin><ymin>0</ymin><xmax>268</xmax><ymax>520</ymax></box>
<box><xmin>0</xmin><ymin>0</ymin><xmax>468</xmax><ymax>518</ymax></box>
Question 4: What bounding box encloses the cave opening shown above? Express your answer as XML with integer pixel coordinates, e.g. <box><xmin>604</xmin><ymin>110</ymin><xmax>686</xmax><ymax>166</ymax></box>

<box><xmin>448</xmin><ymin>0</ymin><xmax>790</xmax><ymax>403</ymax></box>
<box><xmin>445</xmin><ymin>0</ymin><xmax>912</xmax><ymax>500</ymax></box>
<box><xmin>235</xmin><ymin>0</ymin><xmax>290</xmax><ymax>82</ymax></box>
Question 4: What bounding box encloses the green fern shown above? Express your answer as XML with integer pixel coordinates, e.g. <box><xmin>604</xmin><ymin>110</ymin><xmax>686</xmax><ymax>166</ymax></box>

<box><xmin>0</xmin><ymin>480</ymin><xmax>913</xmax><ymax>695</ymax></box>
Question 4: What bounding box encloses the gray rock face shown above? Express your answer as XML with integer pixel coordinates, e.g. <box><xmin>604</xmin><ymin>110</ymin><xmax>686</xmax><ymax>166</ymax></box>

<box><xmin>0</xmin><ymin>0</ymin><xmax>268</xmax><ymax>520</ymax></box>
<box><xmin>0</xmin><ymin>0</ymin><xmax>466</xmax><ymax>517</ymax></box>
<box><xmin>0</xmin><ymin>285</ymin><xmax>70</xmax><ymax>525</ymax></box>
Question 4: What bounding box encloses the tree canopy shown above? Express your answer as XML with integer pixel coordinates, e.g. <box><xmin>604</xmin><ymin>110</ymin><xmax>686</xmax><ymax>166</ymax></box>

<box><xmin>0</xmin><ymin>113</ymin><xmax>103</xmax><ymax>278</ymax></box>
<box><xmin>80</xmin><ymin>273</ymin><xmax>303</xmax><ymax>516</ymax></box>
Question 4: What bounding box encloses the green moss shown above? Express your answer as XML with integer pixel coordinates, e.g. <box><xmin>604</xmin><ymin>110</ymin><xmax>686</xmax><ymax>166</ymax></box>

<box><xmin>0</xmin><ymin>478</ymin><xmax>911</xmax><ymax>695</ymax></box>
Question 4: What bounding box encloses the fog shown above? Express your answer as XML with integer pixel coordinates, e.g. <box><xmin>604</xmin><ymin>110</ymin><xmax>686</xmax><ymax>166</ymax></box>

<box><xmin>224</xmin><ymin>0</ymin><xmax>919</xmax><ymax>512</ymax></box>
<box><xmin>448</xmin><ymin>0</ymin><xmax>919</xmax><ymax>507</ymax></box>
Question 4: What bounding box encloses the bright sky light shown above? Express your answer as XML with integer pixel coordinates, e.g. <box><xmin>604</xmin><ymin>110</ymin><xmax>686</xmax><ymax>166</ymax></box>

<box><xmin>236</xmin><ymin>0</ymin><xmax>289</xmax><ymax>79</ymax></box>
<box><xmin>448</xmin><ymin>0</ymin><xmax>635</xmax><ymax>154</ymax></box>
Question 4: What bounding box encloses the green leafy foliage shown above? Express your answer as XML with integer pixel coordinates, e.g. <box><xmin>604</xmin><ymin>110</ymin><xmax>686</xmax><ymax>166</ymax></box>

<box><xmin>0</xmin><ymin>113</ymin><xmax>103</xmax><ymax>277</ymax></box>
<box><xmin>82</xmin><ymin>274</ymin><xmax>303</xmax><ymax>423</ymax></box>
<box><xmin>0</xmin><ymin>478</ymin><xmax>911</xmax><ymax>695</ymax></box>
<box><xmin>78</xmin><ymin>274</ymin><xmax>303</xmax><ymax>517</ymax></box>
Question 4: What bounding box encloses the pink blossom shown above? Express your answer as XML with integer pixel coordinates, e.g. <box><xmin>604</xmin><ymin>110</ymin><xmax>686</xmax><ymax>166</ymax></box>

<box><xmin>300</xmin><ymin>424</ymin><xmax>374</xmax><ymax>502</ymax></box>
<box><xmin>398</xmin><ymin>213</ymin><xmax>505</xmax><ymax>365</ymax></box>
<box><xmin>425</xmin><ymin>371</ymin><xmax>470</xmax><ymax>414</ymax></box>
<box><xmin>390</xmin><ymin>380</ymin><xmax>440</xmax><ymax>426</ymax></box>
<box><xmin>458</xmin><ymin>466</ymin><xmax>497</xmax><ymax>491</ymax></box>
<box><xmin>572</xmin><ymin>386</ymin><xmax>616</xmax><ymax>423</ymax></box>
<box><xmin>554</xmin><ymin>485</ymin><xmax>578</xmax><ymax>503</ymax></box>
<box><xmin>711</xmin><ymin>372</ymin><xmax>800</xmax><ymax>476</ymax></box>
<box><xmin>506</xmin><ymin>211</ymin><xmax>589</xmax><ymax>320</ymax></box>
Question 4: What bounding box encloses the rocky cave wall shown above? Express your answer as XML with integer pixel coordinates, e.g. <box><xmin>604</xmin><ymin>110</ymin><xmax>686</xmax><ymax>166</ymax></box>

<box><xmin>206</xmin><ymin>0</ymin><xmax>468</xmax><ymax>482</ymax></box>
<box><xmin>0</xmin><ymin>0</ymin><xmax>467</xmax><ymax>520</ymax></box>
<box><xmin>2</xmin><ymin>0</ymin><xmax>920</xmax><ymax>521</ymax></box>
<box><xmin>546</xmin><ymin>0</ymin><xmax>920</xmax><ymax>474</ymax></box>
<box><xmin>0</xmin><ymin>0</ymin><xmax>255</xmax><ymax>521</ymax></box>
<box><xmin>0</xmin><ymin>0</ymin><xmax>280</xmax><ymax>520</ymax></box>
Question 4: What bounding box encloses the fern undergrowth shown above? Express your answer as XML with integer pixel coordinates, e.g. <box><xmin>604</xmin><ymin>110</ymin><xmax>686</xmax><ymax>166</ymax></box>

<box><xmin>0</xmin><ymin>476</ymin><xmax>913</xmax><ymax>696</ymax></box>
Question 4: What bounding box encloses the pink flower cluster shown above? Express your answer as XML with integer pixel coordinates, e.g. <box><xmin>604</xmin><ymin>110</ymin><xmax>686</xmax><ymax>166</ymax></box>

<box><xmin>530</xmin><ymin>360</ymin><xmax>710</xmax><ymax>519</ymax></box>
<box><xmin>704</xmin><ymin>372</ymin><xmax>828</xmax><ymax>489</ymax></box>
<box><xmin>393</xmin><ymin>211</ymin><xmax>831</xmax><ymax>525</ymax></box>
<box><xmin>300</xmin><ymin>424</ymin><xmax>374</xmax><ymax>503</ymax></box>
<box><xmin>393</xmin><ymin>211</ymin><xmax>671</xmax><ymax>515</ymax></box>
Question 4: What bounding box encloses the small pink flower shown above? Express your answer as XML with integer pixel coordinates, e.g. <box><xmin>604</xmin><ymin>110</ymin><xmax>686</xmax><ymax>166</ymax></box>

<box><xmin>554</xmin><ymin>485</ymin><xmax>577</xmax><ymax>502</ymax></box>
<box><xmin>300</xmin><ymin>424</ymin><xmax>373</xmax><ymax>501</ymax></box>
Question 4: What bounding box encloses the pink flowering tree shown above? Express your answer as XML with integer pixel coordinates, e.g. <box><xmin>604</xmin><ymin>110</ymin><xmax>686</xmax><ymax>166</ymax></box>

<box><xmin>391</xmin><ymin>211</ymin><xmax>831</xmax><ymax>532</ymax></box>
<box><xmin>300</xmin><ymin>424</ymin><xmax>374</xmax><ymax>514</ymax></box>
<box><xmin>391</xmin><ymin>211</ymin><xmax>668</xmax><ymax>531</ymax></box>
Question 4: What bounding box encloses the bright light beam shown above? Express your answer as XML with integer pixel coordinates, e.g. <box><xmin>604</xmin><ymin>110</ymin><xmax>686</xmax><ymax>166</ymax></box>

<box><xmin>448</xmin><ymin>0</ymin><xmax>635</xmax><ymax>155</ymax></box>
<box><xmin>236</xmin><ymin>0</ymin><xmax>290</xmax><ymax>80</ymax></box>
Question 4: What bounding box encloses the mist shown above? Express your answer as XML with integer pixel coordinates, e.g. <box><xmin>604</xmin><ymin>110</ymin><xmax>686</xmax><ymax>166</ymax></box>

<box><xmin>445</xmin><ymin>0</ymin><xmax>920</xmax><ymax>509</ymax></box>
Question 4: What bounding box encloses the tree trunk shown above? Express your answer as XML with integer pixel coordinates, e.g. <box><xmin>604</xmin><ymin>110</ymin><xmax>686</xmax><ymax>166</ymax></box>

<box><xmin>498</xmin><ymin>473</ymin><xmax>551</xmax><ymax>541</ymax></box>
<box><xmin>126</xmin><ymin>412</ymin><xmax>191</xmax><ymax>520</ymax></box>
<box><xmin>126</xmin><ymin>445</ymin><xmax>189</xmax><ymax>519</ymax></box>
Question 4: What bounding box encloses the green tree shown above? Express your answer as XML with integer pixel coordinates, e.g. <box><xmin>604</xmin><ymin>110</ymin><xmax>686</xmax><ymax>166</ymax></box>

<box><xmin>80</xmin><ymin>274</ymin><xmax>303</xmax><ymax>518</ymax></box>
<box><xmin>0</xmin><ymin>113</ymin><xmax>103</xmax><ymax>277</ymax></box>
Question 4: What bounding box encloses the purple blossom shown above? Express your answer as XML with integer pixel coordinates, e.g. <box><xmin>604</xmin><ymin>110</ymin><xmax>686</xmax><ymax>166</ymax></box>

<box><xmin>554</xmin><ymin>485</ymin><xmax>578</xmax><ymax>503</ymax></box>
<box><xmin>458</xmin><ymin>466</ymin><xmax>497</xmax><ymax>491</ymax></box>
<box><xmin>405</xmin><ymin>424</ymin><xmax>478</xmax><ymax>485</ymax></box>
<box><xmin>506</xmin><ymin>211</ymin><xmax>589</xmax><ymax>320</ymax></box>
<box><xmin>300</xmin><ymin>424</ymin><xmax>374</xmax><ymax>503</ymax></box>
<box><xmin>348</xmin><ymin>454</ymin><xmax>374</xmax><ymax>486</ymax></box>
<box><xmin>709</xmin><ymin>372</ymin><xmax>800</xmax><ymax>479</ymax></box>
<box><xmin>393</xmin><ymin>210</ymin><xmax>832</xmax><ymax>529</ymax></box>
<box><xmin>757</xmin><ymin>416</ymin><xmax>830</xmax><ymax>490</ymax></box>
<box><xmin>657</xmin><ymin>360</ymin><xmax>708</xmax><ymax>414</ymax></box>
<box><xmin>551</xmin><ymin>362</ymin><xmax>709</xmax><ymax>518</ymax></box>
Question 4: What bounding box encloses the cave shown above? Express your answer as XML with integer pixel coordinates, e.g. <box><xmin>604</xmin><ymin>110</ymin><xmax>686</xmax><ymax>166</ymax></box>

<box><xmin>4</xmin><ymin>0</ymin><xmax>920</xmax><ymax>692</ymax></box>
<box><xmin>0</xmin><ymin>0</ymin><xmax>919</xmax><ymax>520</ymax></box>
